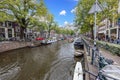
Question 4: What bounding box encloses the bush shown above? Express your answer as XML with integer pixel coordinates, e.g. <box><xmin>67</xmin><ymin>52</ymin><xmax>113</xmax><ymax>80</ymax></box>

<box><xmin>97</xmin><ymin>41</ymin><xmax>120</xmax><ymax>56</ymax></box>
<box><xmin>84</xmin><ymin>37</ymin><xmax>120</xmax><ymax>56</ymax></box>
<box><xmin>0</xmin><ymin>37</ymin><xmax>5</xmax><ymax>42</ymax></box>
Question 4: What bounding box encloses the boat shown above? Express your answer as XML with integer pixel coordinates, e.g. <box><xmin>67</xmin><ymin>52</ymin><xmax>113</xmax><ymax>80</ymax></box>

<box><xmin>41</xmin><ymin>39</ymin><xmax>51</xmax><ymax>45</ymax></box>
<box><xmin>74</xmin><ymin>38</ymin><xmax>84</xmax><ymax>49</ymax></box>
<box><xmin>46</xmin><ymin>38</ymin><xmax>57</xmax><ymax>44</ymax></box>
<box><xmin>74</xmin><ymin>50</ymin><xmax>84</xmax><ymax>57</ymax></box>
<box><xmin>73</xmin><ymin>62</ymin><xmax>83</xmax><ymax>80</ymax></box>
<box><xmin>46</xmin><ymin>40</ymin><xmax>52</xmax><ymax>44</ymax></box>
<box><xmin>41</xmin><ymin>38</ymin><xmax>57</xmax><ymax>45</ymax></box>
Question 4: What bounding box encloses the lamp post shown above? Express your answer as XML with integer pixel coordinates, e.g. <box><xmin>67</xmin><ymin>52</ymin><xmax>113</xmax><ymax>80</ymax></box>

<box><xmin>118</xmin><ymin>0</ymin><xmax>120</xmax><ymax>39</ymax></box>
<box><xmin>89</xmin><ymin>0</ymin><xmax>102</xmax><ymax>46</ymax></box>
<box><xmin>94</xmin><ymin>0</ymin><xmax>97</xmax><ymax>46</ymax></box>
<box><xmin>89</xmin><ymin>0</ymin><xmax>103</xmax><ymax>65</ymax></box>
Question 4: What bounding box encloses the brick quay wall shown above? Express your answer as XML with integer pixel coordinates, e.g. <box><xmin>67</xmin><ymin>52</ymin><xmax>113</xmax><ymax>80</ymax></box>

<box><xmin>0</xmin><ymin>41</ymin><xmax>31</xmax><ymax>53</ymax></box>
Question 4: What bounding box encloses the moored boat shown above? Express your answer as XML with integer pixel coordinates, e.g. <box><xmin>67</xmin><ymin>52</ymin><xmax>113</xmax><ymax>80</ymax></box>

<box><xmin>74</xmin><ymin>38</ymin><xmax>84</xmax><ymax>49</ymax></box>
<box><xmin>74</xmin><ymin>50</ymin><xmax>84</xmax><ymax>57</ymax></box>
<box><xmin>46</xmin><ymin>40</ymin><xmax>52</xmax><ymax>44</ymax></box>
<box><xmin>73</xmin><ymin>62</ymin><xmax>83</xmax><ymax>80</ymax></box>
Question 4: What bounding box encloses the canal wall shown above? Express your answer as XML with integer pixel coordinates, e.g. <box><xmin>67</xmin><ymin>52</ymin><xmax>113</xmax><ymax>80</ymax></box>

<box><xmin>82</xmin><ymin>38</ymin><xmax>98</xmax><ymax>80</ymax></box>
<box><xmin>0</xmin><ymin>41</ymin><xmax>31</xmax><ymax>53</ymax></box>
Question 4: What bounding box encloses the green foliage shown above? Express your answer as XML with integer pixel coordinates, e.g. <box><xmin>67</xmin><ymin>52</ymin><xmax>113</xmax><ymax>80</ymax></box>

<box><xmin>85</xmin><ymin>37</ymin><xmax>120</xmax><ymax>56</ymax></box>
<box><xmin>75</xmin><ymin>0</ymin><xmax>95</xmax><ymax>33</ymax></box>
<box><xmin>97</xmin><ymin>40</ymin><xmax>120</xmax><ymax>56</ymax></box>
<box><xmin>60</xmin><ymin>29</ymin><xmax>74</xmax><ymax>35</ymax></box>
<box><xmin>0</xmin><ymin>37</ymin><xmax>5</xmax><ymax>41</ymax></box>
<box><xmin>75</xmin><ymin>0</ymin><xmax>119</xmax><ymax>34</ymax></box>
<box><xmin>99</xmin><ymin>43</ymin><xmax>120</xmax><ymax>56</ymax></box>
<box><xmin>0</xmin><ymin>0</ymin><xmax>50</xmax><ymax>39</ymax></box>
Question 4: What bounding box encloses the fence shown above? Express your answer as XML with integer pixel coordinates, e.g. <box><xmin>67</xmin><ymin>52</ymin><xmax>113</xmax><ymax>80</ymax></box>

<box><xmin>82</xmin><ymin>38</ymin><xmax>100</xmax><ymax>67</ymax></box>
<box><xmin>81</xmin><ymin>38</ymin><xmax>118</xmax><ymax>80</ymax></box>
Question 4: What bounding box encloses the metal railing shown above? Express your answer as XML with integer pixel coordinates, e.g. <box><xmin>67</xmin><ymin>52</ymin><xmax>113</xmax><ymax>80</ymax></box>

<box><xmin>82</xmin><ymin>38</ymin><xmax>118</xmax><ymax>80</ymax></box>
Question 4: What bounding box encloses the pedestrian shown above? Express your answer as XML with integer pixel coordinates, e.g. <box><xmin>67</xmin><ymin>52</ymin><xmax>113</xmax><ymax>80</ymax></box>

<box><xmin>111</xmin><ymin>38</ymin><xmax>114</xmax><ymax>43</ymax></box>
<box><xmin>117</xmin><ymin>37</ymin><xmax>120</xmax><ymax>44</ymax></box>
<box><xmin>108</xmin><ymin>37</ymin><xmax>110</xmax><ymax>42</ymax></box>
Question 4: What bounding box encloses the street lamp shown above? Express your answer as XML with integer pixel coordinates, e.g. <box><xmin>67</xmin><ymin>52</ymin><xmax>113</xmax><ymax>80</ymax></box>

<box><xmin>118</xmin><ymin>0</ymin><xmax>120</xmax><ymax>39</ymax></box>
<box><xmin>89</xmin><ymin>0</ymin><xmax>102</xmax><ymax>46</ymax></box>
<box><xmin>89</xmin><ymin>0</ymin><xmax>103</xmax><ymax>65</ymax></box>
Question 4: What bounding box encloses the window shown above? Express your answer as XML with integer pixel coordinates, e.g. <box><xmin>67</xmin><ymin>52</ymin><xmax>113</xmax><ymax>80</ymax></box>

<box><xmin>0</xmin><ymin>28</ymin><xmax>5</xmax><ymax>33</ymax></box>
<box><xmin>0</xmin><ymin>22</ymin><xmax>3</xmax><ymax>26</ymax></box>
<box><xmin>8</xmin><ymin>22</ymin><xmax>12</xmax><ymax>27</ymax></box>
<box><xmin>8</xmin><ymin>29</ymin><xmax>12</xmax><ymax>37</ymax></box>
<box><xmin>0</xmin><ymin>28</ymin><xmax>5</xmax><ymax>38</ymax></box>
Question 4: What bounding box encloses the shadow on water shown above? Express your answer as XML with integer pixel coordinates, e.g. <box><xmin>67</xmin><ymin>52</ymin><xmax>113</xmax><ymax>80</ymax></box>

<box><xmin>0</xmin><ymin>41</ymin><xmax>83</xmax><ymax>80</ymax></box>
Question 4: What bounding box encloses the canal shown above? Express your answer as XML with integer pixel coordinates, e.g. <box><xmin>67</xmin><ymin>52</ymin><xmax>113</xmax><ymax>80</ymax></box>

<box><xmin>0</xmin><ymin>41</ymin><xmax>82</xmax><ymax>80</ymax></box>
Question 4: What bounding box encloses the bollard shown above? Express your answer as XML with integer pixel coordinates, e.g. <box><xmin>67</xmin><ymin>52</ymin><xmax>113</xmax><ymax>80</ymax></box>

<box><xmin>86</xmin><ymin>43</ymin><xmax>89</xmax><ymax>55</ymax></box>
<box><xmin>88</xmin><ymin>46</ymin><xmax>90</xmax><ymax>56</ymax></box>
<box><xmin>91</xmin><ymin>48</ymin><xmax>95</xmax><ymax>65</ymax></box>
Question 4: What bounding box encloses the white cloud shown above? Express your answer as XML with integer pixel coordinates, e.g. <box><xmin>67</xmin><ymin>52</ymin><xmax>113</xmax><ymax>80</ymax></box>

<box><xmin>59</xmin><ymin>10</ymin><xmax>66</xmax><ymax>16</ymax></box>
<box><xmin>64</xmin><ymin>21</ymin><xmax>68</xmax><ymax>25</ymax></box>
<box><xmin>71</xmin><ymin>7</ymin><xmax>77</xmax><ymax>13</ymax></box>
<box><xmin>71</xmin><ymin>9</ymin><xmax>75</xmax><ymax>13</ymax></box>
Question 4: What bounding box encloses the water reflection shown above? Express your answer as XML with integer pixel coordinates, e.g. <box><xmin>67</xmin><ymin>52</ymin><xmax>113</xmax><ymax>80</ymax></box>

<box><xmin>0</xmin><ymin>41</ymin><xmax>81</xmax><ymax>80</ymax></box>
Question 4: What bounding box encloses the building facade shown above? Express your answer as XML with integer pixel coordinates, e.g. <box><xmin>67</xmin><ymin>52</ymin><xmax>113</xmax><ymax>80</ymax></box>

<box><xmin>0</xmin><ymin>21</ymin><xmax>15</xmax><ymax>40</ymax></box>
<box><xmin>98</xmin><ymin>18</ymin><xmax>120</xmax><ymax>41</ymax></box>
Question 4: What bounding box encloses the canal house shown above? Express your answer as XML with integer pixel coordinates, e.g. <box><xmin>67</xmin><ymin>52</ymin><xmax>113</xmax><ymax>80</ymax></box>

<box><xmin>0</xmin><ymin>21</ymin><xmax>15</xmax><ymax>40</ymax></box>
<box><xmin>98</xmin><ymin>18</ymin><xmax>120</xmax><ymax>41</ymax></box>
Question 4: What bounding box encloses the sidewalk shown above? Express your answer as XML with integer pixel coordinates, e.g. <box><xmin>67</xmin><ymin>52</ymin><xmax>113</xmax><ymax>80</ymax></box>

<box><xmin>84</xmin><ymin>39</ymin><xmax>120</xmax><ymax>80</ymax></box>
<box><xmin>100</xmin><ymin>48</ymin><xmax>120</xmax><ymax>66</ymax></box>
<box><xmin>84</xmin><ymin>45</ymin><xmax>98</xmax><ymax>80</ymax></box>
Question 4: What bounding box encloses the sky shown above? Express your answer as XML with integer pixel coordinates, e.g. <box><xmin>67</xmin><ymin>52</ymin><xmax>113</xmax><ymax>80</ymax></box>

<box><xmin>44</xmin><ymin>0</ymin><xmax>78</xmax><ymax>27</ymax></box>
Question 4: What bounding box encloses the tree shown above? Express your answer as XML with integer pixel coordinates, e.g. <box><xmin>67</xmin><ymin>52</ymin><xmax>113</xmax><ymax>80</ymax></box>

<box><xmin>75</xmin><ymin>0</ymin><xmax>95</xmax><ymax>39</ymax></box>
<box><xmin>0</xmin><ymin>0</ymin><xmax>48</xmax><ymax>39</ymax></box>
<box><xmin>74</xmin><ymin>0</ymin><xmax>119</xmax><ymax>39</ymax></box>
<box><xmin>100</xmin><ymin>0</ymin><xmax>118</xmax><ymax>26</ymax></box>
<box><xmin>55</xmin><ymin>27</ymin><xmax>63</xmax><ymax>34</ymax></box>
<box><xmin>46</xmin><ymin>13</ymin><xmax>54</xmax><ymax>38</ymax></box>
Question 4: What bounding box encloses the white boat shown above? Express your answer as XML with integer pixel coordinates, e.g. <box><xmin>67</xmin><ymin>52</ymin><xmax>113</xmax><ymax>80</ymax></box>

<box><xmin>73</xmin><ymin>62</ymin><xmax>83</xmax><ymax>80</ymax></box>
<box><xmin>47</xmin><ymin>39</ymin><xmax>57</xmax><ymax>44</ymax></box>
<box><xmin>47</xmin><ymin>40</ymin><xmax>52</xmax><ymax>44</ymax></box>
<box><xmin>41</xmin><ymin>38</ymin><xmax>57</xmax><ymax>45</ymax></box>
<box><xmin>74</xmin><ymin>50</ymin><xmax>84</xmax><ymax>57</ymax></box>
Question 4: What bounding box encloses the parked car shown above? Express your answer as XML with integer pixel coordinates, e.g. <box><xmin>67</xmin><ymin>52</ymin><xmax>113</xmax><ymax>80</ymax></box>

<box><xmin>36</xmin><ymin>37</ymin><xmax>44</xmax><ymax>41</ymax></box>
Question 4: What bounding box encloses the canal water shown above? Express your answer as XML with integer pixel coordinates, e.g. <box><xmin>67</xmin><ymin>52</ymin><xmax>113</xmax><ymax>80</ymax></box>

<box><xmin>0</xmin><ymin>41</ymin><xmax>82</xmax><ymax>80</ymax></box>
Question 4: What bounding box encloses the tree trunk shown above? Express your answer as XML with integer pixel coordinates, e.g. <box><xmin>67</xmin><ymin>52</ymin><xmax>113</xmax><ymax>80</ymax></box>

<box><xmin>20</xmin><ymin>18</ymin><xmax>27</xmax><ymax>40</ymax></box>
<box><xmin>20</xmin><ymin>26</ymin><xmax>25</xmax><ymax>39</ymax></box>
<box><xmin>47</xmin><ymin>24</ymin><xmax>51</xmax><ymax>39</ymax></box>
<box><xmin>48</xmin><ymin>29</ymin><xmax>50</xmax><ymax>38</ymax></box>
